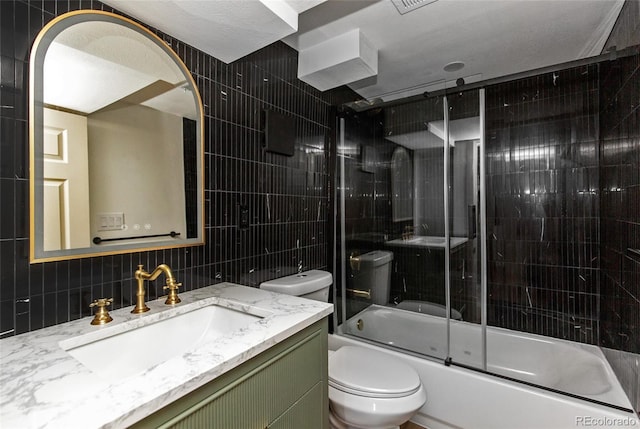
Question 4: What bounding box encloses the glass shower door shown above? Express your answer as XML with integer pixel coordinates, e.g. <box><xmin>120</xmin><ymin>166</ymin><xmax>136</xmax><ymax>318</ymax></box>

<box><xmin>445</xmin><ymin>89</ymin><xmax>487</xmax><ymax>370</ymax></box>
<box><xmin>335</xmin><ymin>95</ymin><xmax>451</xmax><ymax>362</ymax></box>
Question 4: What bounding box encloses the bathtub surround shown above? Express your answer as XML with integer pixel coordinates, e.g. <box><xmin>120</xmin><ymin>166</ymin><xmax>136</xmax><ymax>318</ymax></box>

<box><xmin>337</xmin><ymin>48</ymin><xmax>640</xmax><ymax>412</ymax></box>
<box><xmin>485</xmin><ymin>65</ymin><xmax>601</xmax><ymax>345</ymax></box>
<box><xmin>0</xmin><ymin>0</ymin><xmax>337</xmax><ymax>337</ymax></box>
<box><xmin>599</xmin><ymin>49</ymin><xmax>640</xmax><ymax>410</ymax></box>
<box><xmin>337</xmin><ymin>47</ymin><xmax>640</xmax><ymax>346</ymax></box>
<box><xmin>487</xmin><ymin>49</ymin><xmax>640</xmax><ymax>411</ymax></box>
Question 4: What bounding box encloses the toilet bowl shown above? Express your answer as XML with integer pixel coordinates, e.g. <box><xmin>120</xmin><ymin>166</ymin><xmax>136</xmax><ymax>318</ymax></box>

<box><xmin>328</xmin><ymin>346</ymin><xmax>427</xmax><ymax>429</ymax></box>
<box><xmin>259</xmin><ymin>270</ymin><xmax>426</xmax><ymax>429</ymax></box>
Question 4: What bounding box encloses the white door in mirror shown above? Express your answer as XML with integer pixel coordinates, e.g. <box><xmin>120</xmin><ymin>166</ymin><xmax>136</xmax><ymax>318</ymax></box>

<box><xmin>43</xmin><ymin>108</ymin><xmax>90</xmax><ymax>251</ymax></box>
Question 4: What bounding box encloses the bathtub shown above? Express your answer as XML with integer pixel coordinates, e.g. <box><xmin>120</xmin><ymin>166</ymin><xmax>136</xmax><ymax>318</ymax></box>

<box><xmin>332</xmin><ymin>305</ymin><xmax>639</xmax><ymax>429</ymax></box>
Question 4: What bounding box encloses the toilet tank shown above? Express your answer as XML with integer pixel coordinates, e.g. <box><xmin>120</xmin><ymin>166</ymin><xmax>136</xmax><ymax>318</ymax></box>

<box><xmin>352</xmin><ymin>250</ymin><xmax>393</xmax><ymax>305</ymax></box>
<box><xmin>259</xmin><ymin>270</ymin><xmax>333</xmax><ymax>302</ymax></box>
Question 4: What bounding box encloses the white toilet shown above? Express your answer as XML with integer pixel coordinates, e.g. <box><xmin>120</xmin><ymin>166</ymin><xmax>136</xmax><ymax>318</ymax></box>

<box><xmin>260</xmin><ymin>270</ymin><xmax>427</xmax><ymax>429</ymax></box>
<box><xmin>351</xmin><ymin>250</ymin><xmax>394</xmax><ymax>305</ymax></box>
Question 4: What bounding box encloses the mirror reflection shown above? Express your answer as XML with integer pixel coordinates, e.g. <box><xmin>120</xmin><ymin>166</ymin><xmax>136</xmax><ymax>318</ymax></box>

<box><xmin>30</xmin><ymin>11</ymin><xmax>204</xmax><ymax>262</ymax></box>
<box><xmin>391</xmin><ymin>147</ymin><xmax>413</xmax><ymax>222</ymax></box>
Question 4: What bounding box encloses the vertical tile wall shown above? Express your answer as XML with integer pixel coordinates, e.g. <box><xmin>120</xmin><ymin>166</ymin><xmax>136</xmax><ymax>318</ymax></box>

<box><xmin>0</xmin><ymin>0</ymin><xmax>334</xmax><ymax>337</ymax></box>
<box><xmin>338</xmin><ymin>53</ymin><xmax>639</xmax><ymax>356</ymax></box>
<box><xmin>600</xmin><ymin>50</ymin><xmax>640</xmax><ymax>353</ymax></box>
<box><xmin>340</xmin><ymin>109</ymin><xmax>387</xmax><ymax>241</ymax></box>
<box><xmin>338</xmin><ymin>109</ymin><xmax>395</xmax><ymax>318</ymax></box>
<box><xmin>485</xmin><ymin>65</ymin><xmax>601</xmax><ymax>344</ymax></box>
<box><xmin>599</xmin><ymin>48</ymin><xmax>640</xmax><ymax>410</ymax></box>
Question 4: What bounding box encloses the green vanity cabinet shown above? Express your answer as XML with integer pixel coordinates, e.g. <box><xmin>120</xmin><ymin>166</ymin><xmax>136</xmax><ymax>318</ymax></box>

<box><xmin>131</xmin><ymin>320</ymin><xmax>329</xmax><ymax>429</ymax></box>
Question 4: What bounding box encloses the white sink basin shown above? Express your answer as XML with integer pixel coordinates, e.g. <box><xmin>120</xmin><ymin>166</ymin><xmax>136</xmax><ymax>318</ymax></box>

<box><xmin>60</xmin><ymin>305</ymin><xmax>262</xmax><ymax>381</ymax></box>
<box><xmin>385</xmin><ymin>235</ymin><xmax>468</xmax><ymax>249</ymax></box>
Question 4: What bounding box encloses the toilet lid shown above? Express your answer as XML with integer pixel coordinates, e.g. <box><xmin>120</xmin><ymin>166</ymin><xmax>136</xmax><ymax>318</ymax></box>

<box><xmin>328</xmin><ymin>346</ymin><xmax>421</xmax><ymax>398</ymax></box>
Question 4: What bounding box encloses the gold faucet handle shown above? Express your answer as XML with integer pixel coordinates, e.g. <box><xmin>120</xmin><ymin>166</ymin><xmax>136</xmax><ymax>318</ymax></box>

<box><xmin>163</xmin><ymin>281</ymin><xmax>182</xmax><ymax>305</ymax></box>
<box><xmin>90</xmin><ymin>297</ymin><xmax>113</xmax><ymax>308</ymax></box>
<box><xmin>89</xmin><ymin>298</ymin><xmax>114</xmax><ymax>325</ymax></box>
<box><xmin>163</xmin><ymin>280</ymin><xmax>181</xmax><ymax>291</ymax></box>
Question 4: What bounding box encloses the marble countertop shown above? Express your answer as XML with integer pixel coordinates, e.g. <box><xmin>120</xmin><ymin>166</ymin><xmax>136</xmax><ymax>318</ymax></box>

<box><xmin>0</xmin><ymin>283</ymin><xmax>333</xmax><ymax>429</ymax></box>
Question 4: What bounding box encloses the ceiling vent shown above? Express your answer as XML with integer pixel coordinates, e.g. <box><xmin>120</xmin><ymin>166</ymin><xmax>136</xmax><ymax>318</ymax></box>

<box><xmin>391</xmin><ymin>0</ymin><xmax>439</xmax><ymax>15</ymax></box>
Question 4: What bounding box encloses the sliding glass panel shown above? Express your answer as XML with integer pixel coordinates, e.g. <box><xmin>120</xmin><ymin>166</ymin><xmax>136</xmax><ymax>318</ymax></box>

<box><xmin>336</xmin><ymin>96</ymin><xmax>449</xmax><ymax>361</ymax></box>
<box><xmin>445</xmin><ymin>89</ymin><xmax>485</xmax><ymax>368</ymax></box>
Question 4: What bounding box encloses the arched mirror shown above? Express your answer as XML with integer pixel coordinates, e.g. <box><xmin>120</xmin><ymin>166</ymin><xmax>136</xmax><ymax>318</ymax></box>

<box><xmin>29</xmin><ymin>11</ymin><xmax>204</xmax><ymax>262</ymax></box>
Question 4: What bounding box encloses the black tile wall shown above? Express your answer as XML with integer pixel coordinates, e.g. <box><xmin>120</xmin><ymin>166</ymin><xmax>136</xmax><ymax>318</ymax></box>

<box><xmin>485</xmin><ymin>65</ymin><xmax>601</xmax><ymax>344</ymax></box>
<box><xmin>0</xmin><ymin>0</ymin><xmax>335</xmax><ymax>337</ymax></box>
<box><xmin>337</xmin><ymin>52</ymin><xmax>640</xmax><ymax>359</ymax></box>
<box><xmin>600</xmin><ymin>49</ymin><xmax>640</xmax><ymax>354</ymax></box>
<box><xmin>338</xmin><ymin>109</ymin><xmax>395</xmax><ymax>318</ymax></box>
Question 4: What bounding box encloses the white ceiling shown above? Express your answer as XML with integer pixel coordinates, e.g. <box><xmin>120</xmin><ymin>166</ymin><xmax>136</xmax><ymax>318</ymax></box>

<box><xmin>100</xmin><ymin>0</ymin><xmax>624</xmax><ymax>103</ymax></box>
<box><xmin>44</xmin><ymin>21</ymin><xmax>197</xmax><ymax>119</ymax></box>
<box><xmin>104</xmin><ymin>0</ymin><xmax>326</xmax><ymax>63</ymax></box>
<box><xmin>284</xmin><ymin>0</ymin><xmax>624</xmax><ymax>101</ymax></box>
<box><xmin>386</xmin><ymin>117</ymin><xmax>481</xmax><ymax>150</ymax></box>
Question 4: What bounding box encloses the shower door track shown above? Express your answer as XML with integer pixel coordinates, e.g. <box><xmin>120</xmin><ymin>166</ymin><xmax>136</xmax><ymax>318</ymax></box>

<box><xmin>342</xmin><ymin>45</ymin><xmax>640</xmax><ymax>111</ymax></box>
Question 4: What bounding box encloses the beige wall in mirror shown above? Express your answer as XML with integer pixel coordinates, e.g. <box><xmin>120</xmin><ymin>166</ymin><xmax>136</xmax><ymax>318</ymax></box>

<box><xmin>30</xmin><ymin>10</ymin><xmax>204</xmax><ymax>263</ymax></box>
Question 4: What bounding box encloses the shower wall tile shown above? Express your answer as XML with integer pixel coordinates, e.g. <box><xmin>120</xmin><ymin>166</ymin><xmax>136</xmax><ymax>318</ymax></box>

<box><xmin>600</xmin><ymin>50</ymin><xmax>640</xmax><ymax>359</ymax></box>
<box><xmin>338</xmin><ymin>109</ymin><xmax>395</xmax><ymax>318</ymax></box>
<box><xmin>485</xmin><ymin>64</ymin><xmax>601</xmax><ymax>344</ymax></box>
<box><xmin>0</xmin><ymin>0</ymin><xmax>335</xmax><ymax>338</ymax></box>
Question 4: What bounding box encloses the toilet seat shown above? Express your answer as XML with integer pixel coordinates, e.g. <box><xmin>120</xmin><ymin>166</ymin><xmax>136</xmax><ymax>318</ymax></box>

<box><xmin>329</xmin><ymin>346</ymin><xmax>421</xmax><ymax>398</ymax></box>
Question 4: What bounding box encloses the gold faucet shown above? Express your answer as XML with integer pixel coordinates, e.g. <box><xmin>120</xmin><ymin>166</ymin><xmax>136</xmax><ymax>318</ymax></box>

<box><xmin>132</xmin><ymin>264</ymin><xmax>182</xmax><ymax>314</ymax></box>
